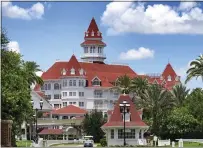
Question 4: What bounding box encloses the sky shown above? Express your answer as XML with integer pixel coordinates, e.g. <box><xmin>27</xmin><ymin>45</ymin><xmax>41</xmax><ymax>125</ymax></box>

<box><xmin>2</xmin><ymin>1</ymin><xmax>203</xmax><ymax>90</ymax></box>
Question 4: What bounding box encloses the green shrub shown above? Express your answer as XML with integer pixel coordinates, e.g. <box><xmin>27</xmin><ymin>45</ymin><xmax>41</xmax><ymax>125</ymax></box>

<box><xmin>100</xmin><ymin>138</ymin><xmax>107</xmax><ymax>147</ymax></box>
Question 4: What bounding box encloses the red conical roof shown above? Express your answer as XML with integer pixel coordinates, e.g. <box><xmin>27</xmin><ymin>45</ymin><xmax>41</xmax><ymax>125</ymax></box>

<box><xmin>162</xmin><ymin>63</ymin><xmax>177</xmax><ymax>81</ymax></box>
<box><xmin>87</xmin><ymin>17</ymin><xmax>99</xmax><ymax>33</ymax></box>
<box><xmin>84</xmin><ymin>17</ymin><xmax>102</xmax><ymax>39</ymax></box>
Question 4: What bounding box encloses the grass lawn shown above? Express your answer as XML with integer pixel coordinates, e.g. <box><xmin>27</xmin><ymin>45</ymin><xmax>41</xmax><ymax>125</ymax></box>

<box><xmin>16</xmin><ymin>140</ymin><xmax>32</xmax><ymax>147</ymax></box>
<box><xmin>181</xmin><ymin>141</ymin><xmax>203</xmax><ymax>147</ymax></box>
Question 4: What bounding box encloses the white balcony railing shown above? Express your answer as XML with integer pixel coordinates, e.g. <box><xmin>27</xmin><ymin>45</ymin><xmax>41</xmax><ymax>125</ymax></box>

<box><xmin>81</xmin><ymin>53</ymin><xmax>106</xmax><ymax>58</ymax></box>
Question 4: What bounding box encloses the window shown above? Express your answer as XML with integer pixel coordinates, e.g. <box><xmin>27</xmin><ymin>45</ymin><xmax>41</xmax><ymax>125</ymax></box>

<box><xmin>63</xmin><ymin>92</ymin><xmax>67</xmax><ymax>97</ymax></box>
<box><xmin>54</xmin><ymin>94</ymin><xmax>60</xmax><ymax>99</ymax></box>
<box><xmin>160</xmin><ymin>76</ymin><xmax>163</xmax><ymax>80</ymax></box>
<box><xmin>118</xmin><ymin>129</ymin><xmax>135</xmax><ymax>139</ymax></box>
<box><xmin>54</xmin><ymin>83</ymin><xmax>60</xmax><ymax>90</ymax></box>
<box><xmin>48</xmin><ymin>84</ymin><xmax>51</xmax><ymax>90</ymax></box>
<box><xmin>63</xmin><ymin>102</ymin><xmax>67</xmax><ymax>107</ymax></box>
<box><xmin>45</xmin><ymin>95</ymin><xmax>51</xmax><ymax>100</ymax></box>
<box><xmin>73</xmin><ymin>102</ymin><xmax>76</xmax><ymax>104</ymax></box>
<box><xmin>86</xmin><ymin>32</ymin><xmax>88</xmax><ymax>37</ymax></box>
<box><xmin>61</xmin><ymin>68</ymin><xmax>66</xmax><ymax>75</ymax></box>
<box><xmin>79</xmin><ymin>92</ymin><xmax>84</xmax><ymax>97</ymax></box>
<box><xmin>92</xmin><ymin>78</ymin><xmax>100</xmax><ymax>86</ymax></box>
<box><xmin>54</xmin><ymin>104</ymin><xmax>60</xmax><ymax>109</ymax></box>
<box><xmin>84</xmin><ymin>47</ymin><xmax>88</xmax><ymax>53</ymax></box>
<box><xmin>41</xmin><ymin>85</ymin><xmax>44</xmax><ymax>90</ymax></box>
<box><xmin>79</xmin><ymin>102</ymin><xmax>84</xmax><ymax>107</ymax></box>
<box><xmin>79</xmin><ymin>80</ymin><xmax>84</xmax><ymax>86</ymax></box>
<box><xmin>73</xmin><ymin>80</ymin><xmax>76</xmax><ymax>86</ymax></box>
<box><xmin>79</xmin><ymin>69</ymin><xmax>84</xmax><ymax>75</ymax></box>
<box><xmin>175</xmin><ymin>76</ymin><xmax>179</xmax><ymax>81</ymax></box>
<box><xmin>111</xmin><ymin>130</ymin><xmax>114</xmax><ymax>139</ymax></box>
<box><xmin>97</xmin><ymin>31</ymin><xmax>100</xmax><ymax>36</ymax></box>
<box><xmin>63</xmin><ymin>80</ymin><xmax>67</xmax><ymax>87</ymax></box>
<box><xmin>168</xmin><ymin>75</ymin><xmax>172</xmax><ymax>81</ymax></box>
<box><xmin>71</xmin><ymin>68</ymin><xmax>75</xmax><ymax>75</ymax></box>
<box><xmin>73</xmin><ymin>92</ymin><xmax>76</xmax><ymax>96</ymax></box>
<box><xmin>69</xmin><ymin>80</ymin><xmax>72</xmax><ymax>86</ymax></box>
<box><xmin>91</xmin><ymin>31</ymin><xmax>94</xmax><ymax>36</ymax></box>
<box><xmin>113</xmin><ymin>92</ymin><xmax>119</xmax><ymax>98</ymax></box>
<box><xmin>98</xmin><ymin>47</ymin><xmax>102</xmax><ymax>53</ymax></box>
<box><xmin>69</xmin><ymin>92</ymin><xmax>72</xmax><ymax>96</ymax></box>
<box><xmin>94</xmin><ymin>90</ymin><xmax>103</xmax><ymax>98</ymax></box>
<box><xmin>90</xmin><ymin>48</ymin><xmax>92</xmax><ymax>53</ymax></box>
<box><xmin>122</xmin><ymin>113</ymin><xmax>131</xmax><ymax>122</ymax></box>
<box><xmin>69</xmin><ymin>102</ymin><xmax>72</xmax><ymax>105</ymax></box>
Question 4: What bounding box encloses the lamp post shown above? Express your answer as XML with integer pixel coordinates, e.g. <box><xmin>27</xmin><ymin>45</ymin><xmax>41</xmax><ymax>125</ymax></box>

<box><xmin>31</xmin><ymin>99</ymin><xmax>43</xmax><ymax>144</ymax></box>
<box><xmin>119</xmin><ymin>100</ymin><xmax>130</xmax><ymax>146</ymax></box>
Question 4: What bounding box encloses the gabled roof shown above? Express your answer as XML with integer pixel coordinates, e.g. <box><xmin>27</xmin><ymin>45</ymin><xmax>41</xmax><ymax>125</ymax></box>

<box><xmin>81</xmin><ymin>40</ymin><xmax>106</xmax><ymax>46</ymax></box>
<box><xmin>162</xmin><ymin>63</ymin><xmax>177</xmax><ymax>81</ymax></box>
<box><xmin>39</xmin><ymin>129</ymin><xmax>63</xmax><ymax>135</ymax></box>
<box><xmin>51</xmin><ymin>105</ymin><xmax>87</xmax><ymax>115</ymax></box>
<box><xmin>102</xmin><ymin>94</ymin><xmax>148</xmax><ymax>128</ymax></box>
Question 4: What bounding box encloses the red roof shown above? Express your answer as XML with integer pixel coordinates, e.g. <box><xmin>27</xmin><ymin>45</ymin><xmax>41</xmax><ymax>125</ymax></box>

<box><xmin>81</xmin><ymin>40</ymin><xmax>106</xmax><ymax>46</ymax></box>
<box><xmin>84</xmin><ymin>17</ymin><xmax>102</xmax><ymax>39</ymax></box>
<box><xmin>34</xmin><ymin>55</ymin><xmax>137</xmax><ymax>91</ymax></box>
<box><xmin>162</xmin><ymin>63</ymin><xmax>178</xmax><ymax>81</ymax></box>
<box><xmin>102</xmin><ymin>94</ymin><xmax>147</xmax><ymax>127</ymax></box>
<box><xmin>51</xmin><ymin>105</ymin><xmax>87</xmax><ymax>115</ymax></box>
<box><xmin>39</xmin><ymin>129</ymin><xmax>63</xmax><ymax>135</ymax></box>
<box><xmin>36</xmin><ymin>91</ymin><xmax>45</xmax><ymax>98</ymax></box>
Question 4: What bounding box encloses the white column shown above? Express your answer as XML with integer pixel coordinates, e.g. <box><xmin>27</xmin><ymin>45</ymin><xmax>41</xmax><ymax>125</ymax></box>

<box><xmin>63</xmin><ymin>134</ymin><xmax>64</xmax><ymax>140</ymax></box>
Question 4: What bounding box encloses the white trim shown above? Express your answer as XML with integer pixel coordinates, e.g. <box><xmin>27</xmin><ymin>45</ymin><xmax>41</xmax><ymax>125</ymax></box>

<box><xmin>91</xmin><ymin>76</ymin><xmax>101</xmax><ymax>82</ymax></box>
<box><xmin>153</xmin><ymin>79</ymin><xmax>159</xmax><ymax>84</ymax></box>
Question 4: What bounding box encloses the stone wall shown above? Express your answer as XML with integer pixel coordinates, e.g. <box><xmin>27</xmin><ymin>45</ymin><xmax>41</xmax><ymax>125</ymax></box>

<box><xmin>1</xmin><ymin>120</ymin><xmax>13</xmax><ymax>147</ymax></box>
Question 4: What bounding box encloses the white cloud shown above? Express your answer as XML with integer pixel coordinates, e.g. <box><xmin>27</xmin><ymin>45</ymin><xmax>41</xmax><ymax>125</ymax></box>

<box><xmin>119</xmin><ymin>47</ymin><xmax>154</xmax><ymax>60</ymax></box>
<box><xmin>2</xmin><ymin>1</ymin><xmax>44</xmax><ymax>20</ymax></box>
<box><xmin>179</xmin><ymin>2</ymin><xmax>197</xmax><ymax>11</ymax></box>
<box><xmin>7</xmin><ymin>41</ymin><xmax>20</xmax><ymax>53</ymax></box>
<box><xmin>101</xmin><ymin>2</ymin><xmax>203</xmax><ymax>35</ymax></box>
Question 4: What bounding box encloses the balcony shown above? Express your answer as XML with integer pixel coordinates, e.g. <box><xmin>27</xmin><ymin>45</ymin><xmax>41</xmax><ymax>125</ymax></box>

<box><xmin>94</xmin><ymin>104</ymin><xmax>108</xmax><ymax>110</ymax></box>
<box><xmin>81</xmin><ymin>53</ymin><xmax>106</xmax><ymax>59</ymax></box>
<box><xmin>37</xmin><ymin>118</ymin><xmax>83</xmax><ymax>126</ymax></box>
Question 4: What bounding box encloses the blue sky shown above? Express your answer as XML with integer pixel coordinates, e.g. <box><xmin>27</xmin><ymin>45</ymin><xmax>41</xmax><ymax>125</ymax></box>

<box><xmin>2</xmin><ymin>1</ymin><xmax>203</xmax><ymax>89</ymax></box>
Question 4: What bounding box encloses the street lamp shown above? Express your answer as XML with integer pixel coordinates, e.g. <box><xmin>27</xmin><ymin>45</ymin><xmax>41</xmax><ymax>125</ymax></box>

<box><xmin>31</xmin><ymin>99</ymin><xmax>43</xmax><ymax>144</ymax></box>
<box><xmin>119</xmin><ymin>100</ymin><xmax>130</xmax><ymax>146</ymax></box>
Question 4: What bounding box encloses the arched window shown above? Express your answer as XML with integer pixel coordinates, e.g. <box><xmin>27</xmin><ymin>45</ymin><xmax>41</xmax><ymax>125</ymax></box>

<box><xmin>61</xmin><ymin>68</ymin><xmax>66</xmax><ymax>75</ymax></box>
<box><xmin>44</xmin><ymin>84</ymin><xmax>47</xmax><ymax>90</ymax></box>
<box><xmin>168</xmin><ymin>75</ymin><xmax>171</xmax><ymax>81</ymax></box>
<box><xmin>70</xmin><ymin>68</ymin><xmax>75</xmax><ymax>75</ymax></box>
<box><xmin>90</xmin><ymin>48</ymin><xmax>92</xmax><ymax>53</ymax></box>
<box><xmin>91</xmin><ymin>31</ymin><xmax>94</xmax><ymax>36</ymax></box>
<box><xmin>54</xmin><ymin>83</ymin><xmax>60</xmax><ymax>90</ymax></box>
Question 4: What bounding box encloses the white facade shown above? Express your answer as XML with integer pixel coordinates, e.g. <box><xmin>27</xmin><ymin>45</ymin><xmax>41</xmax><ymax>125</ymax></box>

<box><xmin>39</xmin><ymin>78</ymin><xmax>120</xmax><ymax>114</ymax></box>
<box><xmin>104</xmin><ymin>128</ymin><xmax>147</xmax><ymax>146</ymax></box>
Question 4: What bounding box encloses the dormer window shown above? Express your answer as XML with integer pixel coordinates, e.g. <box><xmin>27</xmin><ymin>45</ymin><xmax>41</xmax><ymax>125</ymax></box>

<box><xmin>175</xmin><ymin>76</ymin><xmax>179</xmax><ymax>81</ymax></box>
<box><xmin>91</xmin><ymin>31</ymin><xmax>94</xmax><ymax>36</ymax></box>
<box><xmin>79</xmin><ymin>69</ymin><xmax>84</xmax><ymax>75</ymax></box>
<box><xmin>61</xmin><ymin>68</ymin><xmax>66</xmax><ymax>75</ymax></box>
<box><xmin>122</xmin><ymin>112</ymin><xmax>131</xmax><ymax>122</ymax></box>
<box><xmin>70</xmin><ymin>68</ymin><xmax>75</xmax><ymax>75</ymax></box>
<box><xmin>153</xmin><ymin>80</ymin><xmax>158</xmax><ymax>84</ymax></box>
<box><xmin>92</xmin><ymin>77</ymin><xmax>101</xmax><ymax>86</ymax></box>
<box><xmin>86</xmin><ymin>32</ymin><xmax>88</xmax><ymax>37</ymax></box>
<box><xmin>168</xmin><ymin>75</ymin><xmax>172</xmax><ymax>81</ymax></box>
<box><xmin>97</xmin><ymin>31</ymin><xmax>100</xmax><ymax>36</ymax></box>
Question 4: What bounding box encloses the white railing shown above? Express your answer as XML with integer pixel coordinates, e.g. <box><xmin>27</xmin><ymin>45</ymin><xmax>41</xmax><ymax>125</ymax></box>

<box><xmin>81</xmin><ymin>53</ymin><xmax>106</xmax><ymax>58</ymax></box>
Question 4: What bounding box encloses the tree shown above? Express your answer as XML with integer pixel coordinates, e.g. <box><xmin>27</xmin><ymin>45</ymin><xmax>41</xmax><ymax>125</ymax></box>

<box><xmin>23</xmin><ymin>61</ymin><xmax>44</xmax><ymax>86</ymax></box>
<box><xmin>185</xmin><ymin>54</ymin><xmax>203</xmax><ymax>83</ymax></box>
<box><xmin>1</xmin><ymin>29</ymin><xmax>42</xmax><ymax>146</ymax></box>
<box><xmin>113</xmin><ymin>74</ymin><xmax>132</xmax><ymax>94</ymax></box>
<box><xmin>131</xmin><ymin>77</ymin><xmax>149</xmax><ymax>102</ymax></box>
<box><xmin>135</xmin><ymin>84</ymin><xmax>176</xmax><ymax>135</ymax></box>
<box><xmin>82</xmin><ymin>109</ymin><xmax>106</xmax><ymax>143</ymax></box>
<box><xmin>185</xmin><ymin>88</ymin><xmax>203</xmax><ymax>121</ymax></box>
<box><xmin>172</xmin><ymin>83</ymin><xmax>190</xmax><ymax>107</ymax></box>
<box><xmin>160</xmin><ymin>107</ymin><xmax>199</xmax><ymax>140</ymax></box>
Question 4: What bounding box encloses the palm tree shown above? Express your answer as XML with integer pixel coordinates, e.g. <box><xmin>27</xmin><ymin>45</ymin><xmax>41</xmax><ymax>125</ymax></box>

<box><xmin>112</xmin><ymin>74</ymin><xmax>132</xmax><ymax>94</ymax></box>
<box><xmin>23</xmin><ymin>61</ymin><xmax>44</xmax><ymax>86</ymax></box>
<box><xmin>131</xmin><ymin>77</ymin><xmax>149</xmax><ymax>96</ymax></box>
<box><xmin>172</xmin><ymin>83</ymin><xmax>190</xmax><ymax>107</ymax></box>
<box><xmin>135</xmin><ymin>84</ymin><xmax>175</xmax><ymax>135</ymax></box>
<box><xmin>185</xmin><ymin>54</ymin><xmax>203</xmax><ymax>84</ymax></box>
